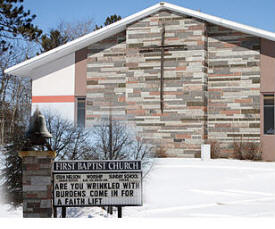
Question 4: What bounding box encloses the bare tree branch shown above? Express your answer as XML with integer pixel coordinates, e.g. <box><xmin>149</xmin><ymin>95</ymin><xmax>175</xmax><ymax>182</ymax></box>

<box><xmin>90</xmin><ymin>117</ymin><xmax>153</xmax><ymax>162</ymax></box>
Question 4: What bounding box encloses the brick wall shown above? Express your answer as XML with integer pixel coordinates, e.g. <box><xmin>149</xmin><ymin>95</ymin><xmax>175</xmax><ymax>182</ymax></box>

<box><xmin>125</xmin><ymin>10</ymin><xmax>207</xmax><ymax>157</ymax></box>
<box><xmin>207</xmin><ymin>25</ymin><xmax>261</xmax><ymax>156</ymax></box>
<box><xmin>85</xmin><ymin>10</ymin><xmax>261</xmax><ymax>158</ymax></box>
<box><xmin>86</xmin><ymin>31</ymin><xmax>127</xmax><ymax>127</ymax></box>
<box><xmin>21</xmin><ymin>151</ymin><xmax>54</xmax><ymax>218</ymax></box>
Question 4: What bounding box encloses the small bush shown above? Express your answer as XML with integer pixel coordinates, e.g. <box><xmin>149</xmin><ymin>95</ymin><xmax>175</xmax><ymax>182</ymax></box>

<box><xmin>206</xmin><ymin>140</ymin><xmax>221</xmax><ymax>159</ymax></box>
<box><xmin>233</xmin><ymin>142</ymin><xmax>242</xmax><ymax>160</ymax></box>
<box><xmin>232</xmin><ymin>141</ymin><xmax>262</xmax><ymax>161</ymax></box>
<box><xmin>155</xmin><ymin>146</ymin><xmax>168</xmax><ymax>158</ymax></box>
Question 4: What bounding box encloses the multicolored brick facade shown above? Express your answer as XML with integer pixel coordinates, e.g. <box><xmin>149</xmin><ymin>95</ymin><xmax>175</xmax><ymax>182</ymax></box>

<box><xmin>86</xmin><ymin>31</ymin><xmax>127</xmax><ymax>123</ymax></box>
<box><xmin>85</xmin><ymin>10</ymin><xmax>261</xmax><ymax>157</ymax></box>
<box><xmin>208</xmin><ymin>24</ymin><xmax>261</xmax><ymax>156</ymax></box>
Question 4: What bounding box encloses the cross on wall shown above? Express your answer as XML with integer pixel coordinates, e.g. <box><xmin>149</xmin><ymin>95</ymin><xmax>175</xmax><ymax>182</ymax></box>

<box><xmin>139</xmin><ymin>24</ymin><xmax>187</xmax><ymax>113</ymax></box>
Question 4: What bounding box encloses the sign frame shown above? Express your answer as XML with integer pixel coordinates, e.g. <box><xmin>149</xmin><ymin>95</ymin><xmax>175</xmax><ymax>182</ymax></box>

<box><xmin>52</xmin><ymin>160</ymin><xmax>143</xmax><ymax>207</ymax></box>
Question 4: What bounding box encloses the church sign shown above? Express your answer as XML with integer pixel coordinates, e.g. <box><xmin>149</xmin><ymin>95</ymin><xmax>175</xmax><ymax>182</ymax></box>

<box><xmin>53</xmin><ymin>160</ymin><xmax>142</xmax><ymax>207</ymax></box>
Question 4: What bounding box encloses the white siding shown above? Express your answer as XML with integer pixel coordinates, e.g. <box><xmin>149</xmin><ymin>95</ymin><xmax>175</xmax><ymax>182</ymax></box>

<box><xmin>31</xmin><ymin>52</ymin><xmax>75</xmax><ymax>122</ymax></box>
<box><xmin>31</xmin><ymin>53</ymin><xmax>75</xmax><ymax>96</ymax></box>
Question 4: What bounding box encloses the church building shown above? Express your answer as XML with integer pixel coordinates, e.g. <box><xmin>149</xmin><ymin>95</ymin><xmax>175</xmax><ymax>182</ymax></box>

<box><xmin>5</xmin><ymin>2</ymin><xmax>275</xmax><ymax>160</ymax></box>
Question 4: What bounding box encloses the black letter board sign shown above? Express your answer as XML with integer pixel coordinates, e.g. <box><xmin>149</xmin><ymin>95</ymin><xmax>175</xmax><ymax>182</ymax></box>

<box><xmin>53</xmin><ymin>160</ymin><xmax>142</xmax><ymax>207</ymax></box>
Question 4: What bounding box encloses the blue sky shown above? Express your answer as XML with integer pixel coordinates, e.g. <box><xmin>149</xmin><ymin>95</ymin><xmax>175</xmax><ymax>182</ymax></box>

<box><xmin>24</xmin><ymin>0</ymin><xmax>275</xmax><ymax>33</ymax></box>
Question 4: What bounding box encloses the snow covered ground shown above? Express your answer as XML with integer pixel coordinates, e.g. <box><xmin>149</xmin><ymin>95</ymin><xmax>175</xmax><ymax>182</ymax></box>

<box><xmin>1</xmin><ymin>158</ymin><xmax>275</xmax><ymax>218</ymax></box>
<box><xmin>124</xmin><ymin>158</ymin><xmax>275</xmax><ymax>217</ymax></box>
<box><xmin>0</xmin><ymin>204</ymin><xmax>22</xmax><ymax>217</ymax></box>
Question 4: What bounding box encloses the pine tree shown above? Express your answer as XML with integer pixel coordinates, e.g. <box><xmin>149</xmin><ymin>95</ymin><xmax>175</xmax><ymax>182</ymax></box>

<box><xmin>94</xmin><ymin>14</ymin><xmax>121</xmax><ymax>31</ymax></box>
<box><xmin>0</xmin><ymin>0</ymin><xmax>42</xmax><ymax>206</ymax></box>
<box><xmin>40</xmin><ymin>18</ymin><xmax>94</xmax><ymax>52</ymax></box>
<box><xmin>104</xmin><ymin>14</ymin><xmax>121</xmax><ymax>26</ymax></box>
<box><xmin>40</xmin><ymin>30</ymin><xmax>68</xmax><ymax>52</ymax></box>
<box><xmin>0</xmin><ymin>0</ymin><xmax>42</xmax><ymax>52</ymax></box>
<box><xmin>1</xmin><ymin>122</ymin><xmax>25</xmax><ymax>206</ymax></box>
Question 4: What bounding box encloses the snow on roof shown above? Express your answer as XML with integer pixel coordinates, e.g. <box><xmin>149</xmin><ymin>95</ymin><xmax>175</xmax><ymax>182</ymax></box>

<box><xmin>5</xmin><ymin>2</ymin><xmax>275</xmax><ymax>77</ymax></box>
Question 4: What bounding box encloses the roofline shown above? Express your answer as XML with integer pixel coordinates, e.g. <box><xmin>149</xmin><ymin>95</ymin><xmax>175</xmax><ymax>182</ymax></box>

<box><xmin>5</xmin><ymin>2</ymin><xmax>275</xmax><ymax>77</ymax></box>
<box><xmin>165</xmin><ymin>2</ymin><xmax>275</xmax><ymax>41</ymax></box>
<box><xmin>5</xmin><ymin>3</ymin><xmax>162</xmax><ymax>77</ymax></box>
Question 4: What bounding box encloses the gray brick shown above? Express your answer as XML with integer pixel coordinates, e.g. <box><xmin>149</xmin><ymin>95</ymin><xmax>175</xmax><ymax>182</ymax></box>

<box><xmin>31</xmin><ymin>176</ymin><xmax>51</xmax><ymax>186</ymax></box>
<box><xmin>40</xmin><ymin>200</ymin><xmax>52</xmax><ymax>208</ymax></box>
<box><xmin>23</xmin><ymin>185</ymin><xmax>47</xmax><ymax>192</ymax></box>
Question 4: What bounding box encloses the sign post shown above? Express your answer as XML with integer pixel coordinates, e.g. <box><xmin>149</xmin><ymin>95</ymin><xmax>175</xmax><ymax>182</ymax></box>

<box><xmin>53</xmin><ymin>160</ymin><xmax>142</xmax><ymax>217</ymax></box>
<box><xmin>61</xmin><ymin>206</ymin><xmax>66</xmax><ymax>218</ymax></box>
<box><xmin>117</xmin><ymin>206</ymin><xmax>122</xmax><ymax>218</ymax></box>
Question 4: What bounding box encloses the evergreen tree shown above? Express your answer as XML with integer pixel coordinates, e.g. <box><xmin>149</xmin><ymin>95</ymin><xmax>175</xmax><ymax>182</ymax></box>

<box><xmin>0</xmin><ymin>0</ymin><xmax>42</xmax><ymax>52</ymax></box>
<box><xmin>94</xmin><ymin>14</ymin><xmax>121</xmax><ymax>31</ymax></box>
<box><xmin>1</xmin><ymin>117</ymin><xmax>25</xmax><ymax>206</ymax></box>
<box><xmin>104</xmin><ymin>14</ymin><xmax>121</xmax><ymax>26</ymax></box>
<box><xmin>40</xmin><ymin>30</ymin><xmax>68</xmax><ymax>52</ymax></box>
<box><xmin>40</xmin><ymin>18</ymin><xmax>94</xmax><ymax>52</ymax></box>
<box><xmin>0</xmin><ymin>0</ymin><xmax>42</xmax><ymax>206</ymax></box>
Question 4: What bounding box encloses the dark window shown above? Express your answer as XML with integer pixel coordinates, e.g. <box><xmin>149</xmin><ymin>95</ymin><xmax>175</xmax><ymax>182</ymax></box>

<box><xmin>264</xmin><ymin>95</ymin><xmax>274</xmax><ymax>135</ymax></box>
<box><xmin>77</xmin><ymin>98</ymin><xmax>85</xmax><ymax>128</ymax></box>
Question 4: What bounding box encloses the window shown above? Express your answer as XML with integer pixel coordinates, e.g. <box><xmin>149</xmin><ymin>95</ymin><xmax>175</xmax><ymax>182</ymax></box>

<box><xmin>264</xmin><ymin>95</ymin><xmax>274</xmax><ymax>135</ymax></box>
<box><xmin>77</xmin><ymin>98</ymin><xmax>86</xmax><ymax>128</ymax></box>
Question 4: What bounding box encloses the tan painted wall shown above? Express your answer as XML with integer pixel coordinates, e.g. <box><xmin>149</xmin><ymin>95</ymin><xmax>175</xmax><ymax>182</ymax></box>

<box><xmin>75</xmin><ymin>48</ymin><xmax>88</xmax><ymax>97</ymax></box>
<box><xmin>260</xmin><ymin>39</ymin><xmax>275</xmax><ymax>161</ymax></box>
<box><xmin>74</xmin><ymin>48</ymin><xmax>88</xmax><ymax>124</ymax></box>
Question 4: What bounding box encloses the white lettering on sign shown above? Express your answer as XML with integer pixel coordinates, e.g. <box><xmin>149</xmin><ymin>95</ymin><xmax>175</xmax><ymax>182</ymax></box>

<box><xmin>77</xmin><ymin>161</ymin><xmax>106</xmax><ymax>171</ymax></box>
<box><xmin>55</xmin><ymin>162</ymin><xmax>77</xmax><ymax>171</ymax></box>
<box><xmin>53</xmin><ymin>160</ymin><xmax>141</xmax><ymax>172</ymax></box>
<box><xmin>53</xmin><ymin>172</ymin><xmax>142</xmax><ymax>207</ymax></box>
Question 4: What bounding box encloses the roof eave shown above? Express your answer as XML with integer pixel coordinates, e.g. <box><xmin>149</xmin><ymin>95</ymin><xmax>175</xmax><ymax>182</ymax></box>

<box><xmin>4</xmin><ymin>3</ymin><xmax>164</xmax><ymax>78</ymax></box>
<box><xmin>5</xmin><ymin>2</ymin><xmax>275</xmax><ymax>77</ymax></box>
<box><xmin>164</xmin><ymin>2</ymin><xmax>275</xmax><ymax>41</ymax></box>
